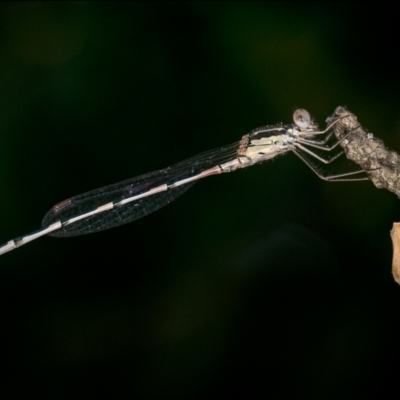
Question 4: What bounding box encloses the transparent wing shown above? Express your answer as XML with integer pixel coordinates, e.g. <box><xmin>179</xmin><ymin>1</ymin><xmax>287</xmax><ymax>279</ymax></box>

<box><xmin>42</xmin><ymin>141</ymin><xmax>241</xmax><ymax>237</ymax></box>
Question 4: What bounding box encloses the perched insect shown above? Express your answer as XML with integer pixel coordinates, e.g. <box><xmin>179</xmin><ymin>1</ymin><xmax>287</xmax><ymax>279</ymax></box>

<box><xmin>0</xmin><ymin>108</ymin><xmax>365</xmax><ymax>256</ymax></box>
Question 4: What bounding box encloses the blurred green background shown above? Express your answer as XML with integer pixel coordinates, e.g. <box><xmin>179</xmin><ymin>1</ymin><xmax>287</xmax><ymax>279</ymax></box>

<box><xmin>0</xmin><ymin>2</ymin><xmax>399</xmax><ymax>398</ymax></box>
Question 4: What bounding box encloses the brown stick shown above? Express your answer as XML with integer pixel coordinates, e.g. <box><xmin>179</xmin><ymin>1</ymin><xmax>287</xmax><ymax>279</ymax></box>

<box><xmin>327</xmin><ymin>106</ymin><xmax>400</xmax><ymax>197</ymax></box>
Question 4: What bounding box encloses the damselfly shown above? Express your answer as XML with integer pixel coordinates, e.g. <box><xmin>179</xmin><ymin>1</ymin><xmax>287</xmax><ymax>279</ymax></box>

<box><xmin>0</xmin><ymin>108</ymin><xmax>367</xmax><ymax>256</ymax></box>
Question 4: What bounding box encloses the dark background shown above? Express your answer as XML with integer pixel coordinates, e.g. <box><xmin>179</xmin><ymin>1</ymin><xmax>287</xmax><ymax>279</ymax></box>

<box><xmin>0</xmin><ymin>2</ymin><xmax>399</xmax><ymax>398</ymax></box>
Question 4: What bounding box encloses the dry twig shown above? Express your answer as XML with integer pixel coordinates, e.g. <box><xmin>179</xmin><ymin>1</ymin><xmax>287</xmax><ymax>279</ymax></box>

<box><xmin>327</xmin><ymin>106</ymin><xmax>400</xmax><ymax>197</ymax></box>
<box><xmin>328</xmin><ymin>107</ymin><xmax>400</xmax><ymax>283</ymax></box>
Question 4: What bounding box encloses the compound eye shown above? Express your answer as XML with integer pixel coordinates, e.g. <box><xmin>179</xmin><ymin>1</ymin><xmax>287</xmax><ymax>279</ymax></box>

<box><xmin>293</xmin><ymin>108</ymin><xmax>311</xmax><ymax>129</ymax></box>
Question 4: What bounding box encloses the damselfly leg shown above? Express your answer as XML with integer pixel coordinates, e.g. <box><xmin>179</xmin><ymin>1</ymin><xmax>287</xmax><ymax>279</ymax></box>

<box><xmin>293</xmin><ymin>122</ymin><xmax>369</xmax><ymax>182</ymax></box>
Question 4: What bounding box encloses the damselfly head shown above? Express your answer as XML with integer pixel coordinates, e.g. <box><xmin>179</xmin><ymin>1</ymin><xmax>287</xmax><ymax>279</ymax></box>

<box><xmin>293</xmin><ymin>108</ymin><xmax>311</xmax><ymax>129</ymax></box>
